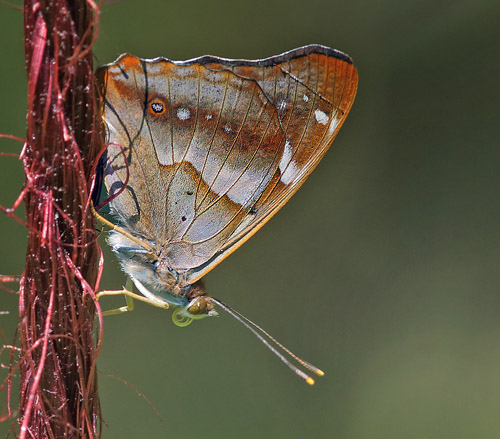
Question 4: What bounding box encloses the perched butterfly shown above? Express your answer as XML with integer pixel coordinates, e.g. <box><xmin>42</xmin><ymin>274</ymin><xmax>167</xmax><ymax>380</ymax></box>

<box><xmin>94</xmin><ymin>44</ymin><xmax>358</xmax><ymax>384</ymax></box>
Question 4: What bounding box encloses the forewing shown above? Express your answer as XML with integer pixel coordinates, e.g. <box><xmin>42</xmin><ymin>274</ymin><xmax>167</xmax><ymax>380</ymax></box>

<box><xmin>181</xmin><ymin>45</ymin><xmax>358</xmax><ymax>283</ymax></box>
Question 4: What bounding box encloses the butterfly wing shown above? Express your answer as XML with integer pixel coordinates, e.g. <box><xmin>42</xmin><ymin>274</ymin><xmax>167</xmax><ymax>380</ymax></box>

<box><xmin>186</xmin><ymin>45</ymin><xmax>358</xmax><ymax>283</ymax></box>
<box><xmin>98</xmin><ymin>45</ymin><xmax>357</xmax><ymax>286</ymax></box>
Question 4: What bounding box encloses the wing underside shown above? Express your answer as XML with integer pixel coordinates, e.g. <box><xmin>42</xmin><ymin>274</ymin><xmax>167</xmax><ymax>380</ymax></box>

<box><xmin>98</xmin><ymin>45</ymin><xmax>358</xmax><ymax>284</ymax></box>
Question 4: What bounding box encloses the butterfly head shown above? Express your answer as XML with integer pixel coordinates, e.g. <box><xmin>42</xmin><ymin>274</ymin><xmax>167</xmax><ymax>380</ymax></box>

<box><xmin>172</xmin><ymin>284</ymin><xmax>219</xmax><ymax>327</ymax></box>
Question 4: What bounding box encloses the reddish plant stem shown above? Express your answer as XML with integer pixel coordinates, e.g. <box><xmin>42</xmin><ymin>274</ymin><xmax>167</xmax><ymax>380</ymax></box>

<box><xmin>20</xmin><ymin>0</ymin><xmax>102</xmax><ymax>437</ymax></box>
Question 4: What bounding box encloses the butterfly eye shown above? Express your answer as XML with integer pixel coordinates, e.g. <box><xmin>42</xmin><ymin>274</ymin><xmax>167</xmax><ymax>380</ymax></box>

<box><xmin>149</xmin><ymin>100</ymin><xmax>165</xmax><ymax>115</ymax></box>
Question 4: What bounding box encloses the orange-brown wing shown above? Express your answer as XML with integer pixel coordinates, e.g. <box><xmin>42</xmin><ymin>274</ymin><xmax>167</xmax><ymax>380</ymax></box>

<box><xmin>183</xmin><ymin>45</ymin><xmax>358</xmax><ymax>283</ymax></box>
<box><xmin>97</xmin><ymin>45</ymin><xmax>357</xmax><ymax>284</ymax></box>
<box><xmin>98</xmin><ymin>54</ymin><xmax>286</xmax><ymax>272</ymax></box>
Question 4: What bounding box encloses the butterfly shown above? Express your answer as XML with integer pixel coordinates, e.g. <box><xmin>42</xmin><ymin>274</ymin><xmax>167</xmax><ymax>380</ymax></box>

<box><xmin>95</xmin><ymin>44</ymin><xmax>358</xmax><ymax>384</ymax></box>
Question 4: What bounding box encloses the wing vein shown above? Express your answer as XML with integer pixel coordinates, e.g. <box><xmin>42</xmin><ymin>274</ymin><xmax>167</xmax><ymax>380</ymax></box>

<box><xmin>190</xmin><ymin>82</ymin><xmax>258</xmax><ymax>215</ymax></box>
<box><xmin>194</xmin><ymin>72</ymin><xmax>230</xmax><ymax>210</ymax></box>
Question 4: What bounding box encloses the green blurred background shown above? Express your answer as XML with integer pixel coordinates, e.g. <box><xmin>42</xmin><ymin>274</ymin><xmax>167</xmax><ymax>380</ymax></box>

<box><xmin>1</xmin><ymin>0</ymin><xmax>499</xmax><ymax>437</ymax></box>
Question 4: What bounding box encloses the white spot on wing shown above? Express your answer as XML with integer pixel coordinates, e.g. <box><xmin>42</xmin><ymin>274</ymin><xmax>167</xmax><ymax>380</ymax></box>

<box><xmin>303</xmin><ymin>94</ymin><xmax>309</xmax><ymax>102</ymax></box>
<box><xmin>205</xmin><ymin>114</ymin><xmax>212</xmax><ymax>120</ymax></box>
<box><xmin>314</xmin><ymin>109</ymin><xmax>329</xmax><ymax>125</ymax></box>
<box><xmin>327</xmin><ymin>114</ymin><xmax>341</xmax><ymax>137</ymax></box>
<box><xmin>278</xmin><ymin>139</ymin><xmax>299</xmax><ymax>185</ymax></box>
<box><xmin>224</xmin><ymin>125</ymin><xmax>231</xmax><ymax>133</ymax></box>
<box><xmin>277</xmin><ymin>99</ymin><xmax>288</xmax><ymax>111</ymax></box>
<box><xmin>177</xmin><ymin>108</ymin><xmax>190</xmax><ymax>121</ymax></box>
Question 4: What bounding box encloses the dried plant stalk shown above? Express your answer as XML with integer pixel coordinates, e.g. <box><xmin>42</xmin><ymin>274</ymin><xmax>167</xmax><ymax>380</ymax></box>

<box><xmin>18</xmin><ymin>0</ymin><xmax>102</xmax><ymax>437</ymax></box>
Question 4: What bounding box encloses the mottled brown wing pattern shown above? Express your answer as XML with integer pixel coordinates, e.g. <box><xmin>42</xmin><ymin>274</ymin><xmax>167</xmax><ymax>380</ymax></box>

<box><xmin>185</xmin><ymin>47</ymin><xmax>358</xmax><ymax>282</ymax></box>
<box><xmin>99</xmin><ymin>56</ymin><xmax>286</xmax><ymax>271</ymax></box>
<box><xmin>97</xmin><ymin>45</ymin><xmax>357</xmax><ymax>283</ymax></box>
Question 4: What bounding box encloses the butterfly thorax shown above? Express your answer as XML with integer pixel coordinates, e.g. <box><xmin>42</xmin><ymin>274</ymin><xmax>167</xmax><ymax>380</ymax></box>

<box><xmin>107</xmin><ymin>229</ymin><xmax>215</xmax><ymax>318</ymax></box>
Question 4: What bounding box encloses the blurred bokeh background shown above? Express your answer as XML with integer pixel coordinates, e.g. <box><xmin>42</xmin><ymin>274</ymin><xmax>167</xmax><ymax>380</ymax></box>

<box><xmin>1</xmin><ymin>0</ymin><xmax>499</xmax><ymax>438</ymax></box>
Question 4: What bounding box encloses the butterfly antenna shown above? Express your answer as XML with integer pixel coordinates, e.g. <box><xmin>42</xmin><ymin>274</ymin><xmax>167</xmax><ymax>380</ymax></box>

<box><xmin>223</xmin><ymin>300</ymin><xmax>324</xmax><ymax>377</ymax></box>
<box><xmin>210</xmin><ymin>298</ymin><xmax>324</xmax><ymax>385</ymax></box>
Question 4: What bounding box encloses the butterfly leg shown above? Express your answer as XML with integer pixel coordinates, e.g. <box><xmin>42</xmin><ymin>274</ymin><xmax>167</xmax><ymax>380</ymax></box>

<box><xmin>96</xmin><ymin>278</ymin><xmax>170</xmax><ymax>316</ymax></box>
<box><xmin>91</xmin><ymin>202</ymin><xmax>169</xmax><ymax>315</ymax></box>
<box><xmin>91</xmin><ymin>201</ymin><xmax>155</xmax><ymax>253</ymax></box>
